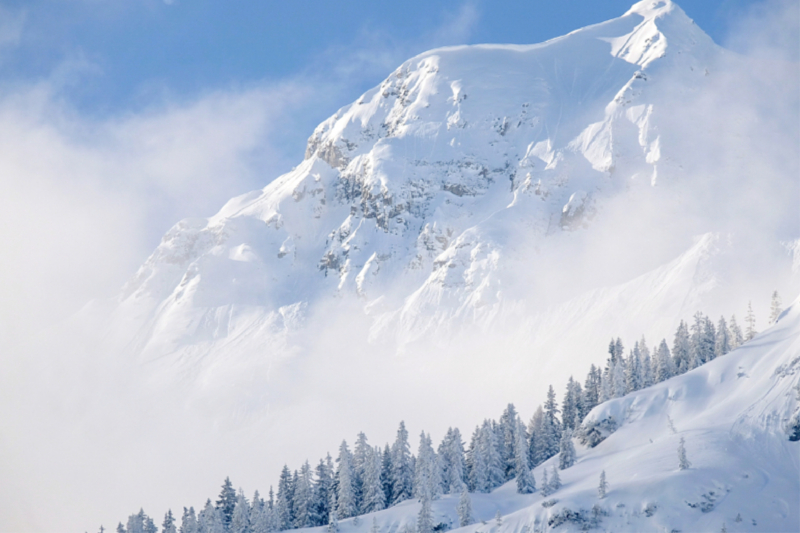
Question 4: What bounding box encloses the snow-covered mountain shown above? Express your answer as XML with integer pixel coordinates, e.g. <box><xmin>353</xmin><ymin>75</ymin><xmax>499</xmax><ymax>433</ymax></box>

<box><xmin>101</xmin><ymin>0</ymin><xmax>795</xmax><ymax>385</ymax></box>
<box><xmin>62</xmin><ymin>1</ymin><xmax>799</xmax><ymax>531</ymax></box>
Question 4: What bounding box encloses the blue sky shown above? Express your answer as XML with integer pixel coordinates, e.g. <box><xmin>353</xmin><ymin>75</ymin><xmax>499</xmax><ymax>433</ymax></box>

<box><xmin>0</xmin><ymin>0</ymin><xmax>770</xmax><ymax>116</ymax></box>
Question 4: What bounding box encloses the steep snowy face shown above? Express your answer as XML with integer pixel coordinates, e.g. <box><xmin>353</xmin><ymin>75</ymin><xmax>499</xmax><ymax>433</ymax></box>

<box><xmin>116</xmin><ymin>0</ymin><xmax>732</xmax><ymax>365</ymax></box>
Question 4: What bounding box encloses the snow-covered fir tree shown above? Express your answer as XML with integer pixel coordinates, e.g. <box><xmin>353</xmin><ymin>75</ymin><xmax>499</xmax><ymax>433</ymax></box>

<box><xmin>582</xmin><ymin>365</ymin><xmax>601</xmax><ymax>415</ymax></box>
<box><xmin>540</xmin><ymin>468</ymin><xmax>550</xmax><ymax>497</ymax></box>
<box><xmin>199</xmin><ymin>500</ymin><xmax>225</xmax><ymax>533</ymax></box>
<box><xmin>326</xmin><ymin>492</ymin><xmax>338</xmax><ymax>533</ymax></box>
<box><xmin>678</xmin><ymin>437</ymin><xmax>691</xmax><ymax>470</ymax></box>
<box><xmin>162</xmin><ymin>510</ymin><xmax>177</xmax><ymax>533</ymax></box>
<box><xmin>310</xmin><ymin>456</ymin><xmax>333</xmax><ymax>526</ymax></box>
<box><xmin>715</xmin><ymin>316</ymin><xmax>731</xmax><ymax>358</ymax></box>
<box><xmin>180</xmin><ymin>507</ymin><xmax>198</xmax><ymax>533</ymax></box>
<box><xmin>542</xmin><ymin>385</ymin><xmax>561</xmax><ymax>458</ymax></box>
<box><xmin>417</xmin><ymin>491</ymin><xmax>434</xmax><ymax>533</ymax></box>
<box><xmin>276</xmin><ymin>466</ymin><xmax>294</xmax><ymax>530</ymax></box>
<box><xmin>745</xmin><ymin>301</ymin><xmax>757</xmax><ymax>340</ymax></box>
<box><xmin>231</xmin><ymin>491</ymin><xmax>251</xmax><ymax>533</ymax></box>
<box><xmin>558</xmin><ymin>428</ymin><xmax>576</xmax><ymax>470</ymax></box>
<box><xmin>380</xmin><ymin>445</ymin><xmax>393</xmax><ymax>506</ymax></box>
<box><xmin>703</xmin><ymin>316</ymin><xmax>717</xmax><ymax>362</ymax></box>
<box><xmin>352</xmin><ymin>432</ymin><xmax>371</xmax><ymax>511</ymax></box>
<box><xmin>370</xmin><ymin>517</ymin><xmax>380</xmax><ymax>533</ymax></box>
<box><xmin>729</xmin><ymin>314</ymin><xmax>744</xmax><ymax>349</ymax></box>
<box><xmin>482</xmin><ymin>420</ymin><xmax>505</xmax><ymax>491</ymax></box>
<box><xmin>561</xmin><ymin>377</ymin><xmax>581</xmax><ymax>430</ymax></box>
<box><xmin>770</xmin><ymin>290</ymin><xmax>783</xmax><ymax>324</ymax></box>
<box><xmin>361</xmin><ymin>446</ymin><xmax>386</xmax><ymax>513</ymax></box>
<box><xmin>549</xmin><ymin>465</ymin><xmax>561</xmax><ymax>492</ymax></box>
<box><xmin>336</xmin><ymin>440</ymin><xmax>358</xmax><ymax>519</ymax></box>
<box><xmin>456</xmin><ymin>490</ymin><xmax>474</xmax><ymax>527</ymax></box>
<box><xmin>390</xmin><ymin>422</ymin><xmax>414</xmax><ymax>504</ymax></box>
<box><xmin>639</xmin><ymin>336</ymin><xmax>653</xmax><ymax>388</ymax></box>
<box><xmin>673</xmin><ymin>320</ymin><xmax>691</xmax><ymax>374</ymax></box>
<box><xmin>216</xmin><ymin>478</ymin><xmax>237</xmax><ymax>531</ymax></box>
<box><xmin>598</xmin><ymin>470</ymin><xmax>608</xmax><ymax>498</ymax></box>
<box><xmin>654</xmin><ymin>339</ymin><xmax>674</xmax><ymax>383</ymax></box>
<box><xmin>498</xmin><ymin>404</ymin><xmax>519</xmax><ymax>480</ymax></box>
<box><xmin>469</xmin><ymin>420</ymin><xmax>503</xmax><ymax>492</ymax></box>
<box><xmin>514</xmin><ymin>418</ymin><xmax>535</xmax><ymax>493</ymax></box>
<box><xmin>414</xmin><ymin>431</ymin><xmax>442</xmax><ymax>501</ymax></box>
<box><xmin>439</xmin><ymin>427</ymin><xmax>466</xmax><ymax>494</ymax></box>
<box><xmin>292</xmin><ymin>461</ymin><xmax>313</xmax><ymax>528</ymax></box>
<box><xmin>612</xmin><ymin>359</ymin><xmax>626</xmax><ymax>398</ymax></box>
<box><xmin>527</xmin><ymin>406</ymin><xmax>546</xmax><ymax>467</ymax></box>
<box><xmin>126</xmin><ymin>509</ymin><xmax>158</xmax><ymax>533</ymax></box>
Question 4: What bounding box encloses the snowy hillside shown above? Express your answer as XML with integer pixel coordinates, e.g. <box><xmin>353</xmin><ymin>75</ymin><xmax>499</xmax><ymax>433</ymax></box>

<box><xmin>284</xmin><ymin>295</ymin><xmax>800</xmax><ymax>533</ymax></box>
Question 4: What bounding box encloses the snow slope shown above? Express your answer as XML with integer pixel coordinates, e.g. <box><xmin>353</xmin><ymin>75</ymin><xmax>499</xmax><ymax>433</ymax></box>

<box><xmin>292</xmin><ymin>296</ymin><xmax>800</xmax><ymax>533</ymax></box>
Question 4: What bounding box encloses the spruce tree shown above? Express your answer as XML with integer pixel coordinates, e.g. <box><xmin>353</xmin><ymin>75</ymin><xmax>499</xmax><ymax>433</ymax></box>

<box><xmin>499</xmin><ymin>404</ymin><xmax>519</xmax><ymax>480</ymax></box>
<box><xmin>598</xmin><ymin>471</ymin><xmax>607</xmax><ymax>498</ymax></box>
<box><xmin>715</xmin><ymin>316</ymin><xmax>731</xmax><ymax>357</ymax></box>
<box><xmin>654</xmin><ymin>339</ymin><xmax>674</xmax><ymax>383</ymax></box>
<box><xmin>702</xmin><ymin>316</ymin><xmax>717</xmax><ymax>362</ymax></box>
<box><xmin>612</xmin><ymin>360</ymin><xmax>626</xmax><ymax>398</ymax></box>
<box><xmin>352</xmin><ymin>433</ymin><xmax>371</xmax><ymax>511</ymax></box>
<box><xmin>370</xmin><ymin>518</ymin><xmax>380</xmax><ymax>533</ymax></box>
<box><xmin>416</xmin><ymin>492</ymin><xmax>433</xmax><ymax>533</ymax></box>
<box><xmin>457</xmin><ymin>490</ymin><xmax>474</xmax><ymax>527</ymax></box>
<box><xmin>199</xmin><ymin>500</ymin><xmax>225</xmax><ymax>533</ymax></box>
<box><xmin>481</xmin><ymin>420</ymin><xmax>505</xmax><ymax>491</ymax></box>
<box><xmin>326</xmin><ymin>492</ymin><xmax>338</xmax><ymax>533</ymax></box>
<box><xmin>561</xmin><ymin>378</ymin><xmax>578</xmax><ymax>430</ymax></box>
<box><xmin>231</xmin><ymin>491</ymin><xmax>251</xmax><ymax>533</ymax></box>
<box><xmin>549</xmin><ymin>466</ymin><xmax>561</xmax><ymax>492</ymax></box>
<box><xmin>639</xmin><ymin>336</ymin><xmax>653</xmax><ymax>388</ymax></box>
<box><xmin>672</xmin><ymin>320</ymin><xmax>691</xmax><ymax>374</ymax></box>
<box><xmin>543</xmin><ymin>386</ymin><xmax>561</xmax><ymax>458</ymax></box>
<box><xmin>216</xmin><ymin>478</ymin><xmax>238</xmax><ymax>530</ymax></box>
<box><xmin>293</xmin><ymin>462</ymin><xmax>313</xmax><ymax>528</ymax></box>
<box><xmin>514</xmin><ymin>418</ymin><xmax>535</xmax><ymax>493</ymax></box>
<box><xmin>527</xmin><ymin>406</ymin><xmax>545</xmax><ymax>467</ymax></box>
<box><xmin>361</xmin><ymin>446</ymin><xmax>386</xmax><ymax>513</ymax></box>
<box><xmin>540</xmin><ymin>468</ymin><xmax>550</xmax><ymax>497</ymax></box>
<box><xmin>770</xmin><ymin>291</ymin><xmax>782</xmax><ymax>324</ymax></box>
<box><xmin>729</xmin><ymin>314</ymin><xmax>744</xmax><ymax>349</ymax></box>
<box><xmin>678</xmin><ymin>437</ymin><xmax>691</xmax><ymax>470</ymax></box>
<box><xmin>380</xmin><ymin>445</ymin><xmax>393</xmax><ymax>506</ymax></box>
<box><xmin>276</xmin><ymin>466</ymin><xmax>293</xmax><ymax>531</ymax></box>
<box><xmin>336</xmin><ymin>440</ymin><xmax>357</xmax><ymax>519</ymax></box>
<box><xmin>162</xmin><ymin>510</ymin><xmax>177</xmax><ymax>533</ymax></box>
<box><xmin>582</xmin><ymin>365</ymin><xmax>600</xmax><ymax>414</ymax></box>
<box><xmin>625</xmin><ymin>347</ymin><xmax>642</xmax><ymax>393</ymax></box>
<box><xmin>180</xmin><ymin>507</ymin><xmax>198</xmax><ymax>533</ymax></box>
<box><xmin>745</xmin><ymin>301</ymin><xmax>757</xmax><ymax>340</ymax></box>
<box><xmin>311</xmin><ymin>456</ymin><xmax>333</xmax><ymax>526</ymax></box>
<box><xmin>557</xmin><ymin>429</ymin><xmax>576</xmax><ymax>470</ymax></box>
<box><xmin>390</xmin><ymin>422</ymin><xmax>413</xmax><ymax>504</ymax></box>
<box><xmin>440</xmin><ymin>428</ymin><xmax>466</xmax><ymax>494</ymax></box>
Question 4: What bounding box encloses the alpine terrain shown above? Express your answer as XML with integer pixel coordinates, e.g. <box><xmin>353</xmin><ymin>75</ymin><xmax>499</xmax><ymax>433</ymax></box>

<box><xmin>35</xmin><ymin>0</ymin><xmax>800</xmax><ymax>531</ymax></box>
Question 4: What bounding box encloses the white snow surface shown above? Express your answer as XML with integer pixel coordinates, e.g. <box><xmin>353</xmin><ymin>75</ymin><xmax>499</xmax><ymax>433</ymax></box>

<box><xmin>296</xmin><ymin>299</ymin><xmax>800</xmax><ymax>532</ymax></box>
